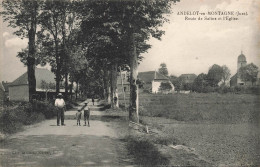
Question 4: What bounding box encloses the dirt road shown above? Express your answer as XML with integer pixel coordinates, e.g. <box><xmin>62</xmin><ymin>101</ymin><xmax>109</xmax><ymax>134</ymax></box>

<box><xmin>0</xmin><ymin>100</ymin><xmax>133</xmax><ymax>167</ymax></box>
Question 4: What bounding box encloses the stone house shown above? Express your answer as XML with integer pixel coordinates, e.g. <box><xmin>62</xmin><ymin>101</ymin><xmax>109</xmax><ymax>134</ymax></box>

<box><xmin>138</xmin><ymin>71</ymin><xmax>174</xmax><ymax>93</ymax></box>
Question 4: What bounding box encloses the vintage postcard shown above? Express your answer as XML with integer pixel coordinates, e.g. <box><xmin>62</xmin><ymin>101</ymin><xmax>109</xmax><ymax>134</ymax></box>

<box><xmin>0</xmin><ymin>0</ymin><xmax>259</xmax><ymax>166</ymax></box>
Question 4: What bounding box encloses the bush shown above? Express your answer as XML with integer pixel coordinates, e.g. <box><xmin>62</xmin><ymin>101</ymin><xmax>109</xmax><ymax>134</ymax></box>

<box><xmin>0</xmin><ymin>101</ymin><xmax>58</xmax><ymax>134</ymax></box>
<box><xmin>33</xmin><ymin>101</ymin><xmax>59</xmax><ymax>119</ymax></box>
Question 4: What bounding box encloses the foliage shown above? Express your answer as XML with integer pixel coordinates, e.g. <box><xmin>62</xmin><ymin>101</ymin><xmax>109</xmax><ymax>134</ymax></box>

<box><xmin>159</xmin><ymin>82</ymin><xmax>172</xmax><ymax>92</ymax></box>
<box><xmin>192</xmin><ymin>73</ymin><xmax>209</xmax><ymax>93</ymax></box>
<box><xmin>1</xmin><ymin>0</ymin><xmax>42</xmax><ymax>102</ymax></box>
<box><xmin>158</xmin><ymin>63</ymin><xmax>169</xmax><ymax>76</ymax></box>
<box><xmin>0</xmin><ymin>101</ymin><xmax>59</xmax><ymax>134</ymax></box>
<box><xmin>0</xmin><ymin>103</ymin><xmax>43</xmax><ymax>134</ymax></box>
<box><xmin>221</xmin><ymin>65</ymin><xmax>231</xmax><ymax>85</ymax></box>
<box><xmin>239</xmin><ymin>63</ymin><xmax>259</xmax><ymax>85</ymax></box>
<box><xmin>207</xmin><ymin>64</ymin><xmax>223</xmax><ymax>87</ymax></box>
<box><xmin>41</xmin><ymin>80</ymin><xmax>55</xmax><ymax>91</ymax></box>
<box><xmin>169</xmin><ymin>75</ymin><xmax>181</xmax><ymax>91</ymax></box>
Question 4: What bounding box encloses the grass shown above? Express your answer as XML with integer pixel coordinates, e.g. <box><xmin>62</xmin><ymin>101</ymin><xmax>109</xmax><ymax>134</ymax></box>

<box><xmin>125</xmin><ymin>135</ymin><xmax>170</xmax><ymax>166</ymax></box>
<box><xmin>133</xmin><ymin>93</ymin><xmax>260</xmax><ymax>124</ymax></box>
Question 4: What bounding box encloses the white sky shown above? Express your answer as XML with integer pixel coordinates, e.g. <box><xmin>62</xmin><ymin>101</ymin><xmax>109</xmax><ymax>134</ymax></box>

<box><xmin>1</xmin><ymin>0</ymin><xmax>260</xmax><ymax>82</ymax></box>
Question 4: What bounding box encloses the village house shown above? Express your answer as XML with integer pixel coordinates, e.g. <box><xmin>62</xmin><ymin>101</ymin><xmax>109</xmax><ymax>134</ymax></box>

<box><xmin>138</xmin><ymin>71</ymin><xmax>174</xmax><ymax>93</ymax></box>
<box><xmin>117</xmin><ymin>71</ymin><xmax>175</xmax><ymax>94</ymax></box>
<box><xmin>8</xmin><ymin>68</ymin><xmax>64</xmax><ymax>101</ymax></box>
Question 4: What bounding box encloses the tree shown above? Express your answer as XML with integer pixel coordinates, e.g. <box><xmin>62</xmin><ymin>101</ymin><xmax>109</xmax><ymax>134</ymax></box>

<box><xmin>159</xmin><ymin>82</ymin><xmax>172</xmax><ymax>92</ymax></box>
<box><xmin>120</xmin><ymin>0</ymin><xmax>178</xmax><ymax>123</ymax></box>
<box><xmin>40</xmin><ymin>80</ymin><xmax>55</xmax><ymax>100</ymax></box>
<box><xmin>192</xmin><ymin>73</ymin><xmax>208</xmax><ymax>93</ymax></box>
<box><xmin>158</xmin><ymin>63</ymin><xmax>169</xmax><ymax>76</ymax></box>
<box><xmin>239</xmin><ymin>63</ymin><xmax>259</xmax><ymax>85</ymax></box>
<box><xmin>207</xmin><ymin>64</ymin><xmax>223</xmax><ymax>87</ymax></box>
<box><xmin>1</xmin><ymin>0</ymin><xmax>42</xmax><ymax>102</ymax></box>
<box><xmin>221</xmin><ymin>65</ymin><xmax>231</xmax><ymax>85</ymax></box>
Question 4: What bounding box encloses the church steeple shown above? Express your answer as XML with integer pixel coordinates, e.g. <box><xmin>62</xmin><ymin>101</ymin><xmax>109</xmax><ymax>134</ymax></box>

<box><xmin>237</xmin><ymin>51</ymin><xmax>247</xmax><ymax>72</ymax></box>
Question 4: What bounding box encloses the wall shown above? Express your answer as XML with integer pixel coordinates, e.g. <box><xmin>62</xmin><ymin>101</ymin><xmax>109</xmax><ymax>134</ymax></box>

<box><xmin>9</xmin><ymin>85</ymin><xmax>29</xmax><ymax>101</ymax></box>
<box><xmin>152</xmin><ymin>80</ymin><xmax>175</xmax><ymax>94</ymax></box>
<box><xmin>152</xmin><ymin>81</ymin><xmax>161</xmax><ymax>93</ymax></box>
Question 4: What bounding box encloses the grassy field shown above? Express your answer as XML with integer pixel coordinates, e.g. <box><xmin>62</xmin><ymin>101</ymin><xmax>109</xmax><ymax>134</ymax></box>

<box><xmin>118</xmin><ymin>93</ymin><xmax>260</xmax><ymax>166</ymax></box>
<box><xmin>120</xmin><ymin>93</ymin><xmax>260</xmax><ymax>124</ymax></box>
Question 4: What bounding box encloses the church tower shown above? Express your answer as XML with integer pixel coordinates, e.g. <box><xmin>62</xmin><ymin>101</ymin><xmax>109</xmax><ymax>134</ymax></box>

<box><xmin>237</xmin><ymin>51</ymin><xmax>247</xmax><ymax>72</ymax></box>
<box><xmin>237</xmin><ymin>51</ymin><xmax>247</xmax><ymax>85</ymax></box>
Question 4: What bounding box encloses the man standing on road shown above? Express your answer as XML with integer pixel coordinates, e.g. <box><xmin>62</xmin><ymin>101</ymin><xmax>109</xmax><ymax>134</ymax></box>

<box><xmin>81</xmin><ymin>102</ymin><xmax>90</xmax><ymax>127</ymax></box>
<box><xmin>92</xmin><ymin>97</ymin><xmax>95</xmax><ymax>106</ymax></box>
<box><xmin>55</xmin><ymin>93</ymin><xmax>66</xmax><ymax>126</ymax></box>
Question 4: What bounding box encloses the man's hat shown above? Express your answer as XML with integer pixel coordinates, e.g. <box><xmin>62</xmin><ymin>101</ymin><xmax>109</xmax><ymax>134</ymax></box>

<box><xmin>57</xmin><ymin>93</ymin><xmax>63</xmax><ymax>97</ymax></box>
<box><xmin>84</xmin><ymin>102</ymin><xmax>88</xmax><ymax>104</ymax></box>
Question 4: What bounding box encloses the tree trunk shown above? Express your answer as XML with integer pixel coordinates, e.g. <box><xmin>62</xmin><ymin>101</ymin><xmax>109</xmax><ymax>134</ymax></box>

<box><xmin>110</xmin><ymin>62</ymin><xmax>118</xmax><ymax>109</ymax></box>
<box><xmin>70</xmin><ymin>82</ymin><xmax>73</xmax><ymax>100</ymax></box>
<box><xmin>119</xmin><ymin>66</ymin><xmax>126</xmax><ymax>110</ymax></box>
<box><xmin>76</xmin><ymin>80</ymin><xmax>79</xmax><ymax>99</ymax></box>
<box><xmin>103</xmin><ymin>65</ymin><xmax>109</xmax><ymax>101</ymax></box>
<box><xmin>27</xmin><ymin>13</ymin><xmax>37</xmax><ymax>103</ymax></box>
<box><xmin>55</xmin><ymin>39</ymin><xmax>61</xmax><ymax>94</ymax></box>
<box><xmin>64</xmin><ymin>72</ymin><xmax>68</xmax><ymax>99</ymax></box>
<box><xmin>62</xmin><ymin>11</ymin><xmax>68</xmax><ymax>99</ymax></box>
<box><xmin>129</xmin><ymin>32</ymin><xmax>139</xmax><ymax>123</ymax></box>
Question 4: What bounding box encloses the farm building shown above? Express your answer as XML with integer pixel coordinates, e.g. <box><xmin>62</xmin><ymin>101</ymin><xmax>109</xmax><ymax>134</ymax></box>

<box><xmin>138</xmin><ymin>71</ymin><xmax>174</xmax><ymax>93</ymax></box>
<box><xmin>8</xmin><ymin>68</ymin><xmax>65</xmax><ymax>101</ymax></box>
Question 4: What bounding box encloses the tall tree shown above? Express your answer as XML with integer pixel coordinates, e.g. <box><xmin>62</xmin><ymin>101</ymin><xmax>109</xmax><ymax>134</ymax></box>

<box><xmin>239</xmin><ymin>63</ymin><xmax>259</xmax><ymax>86</ymax></box>
<box><xmin>221</xmin><ymin>65</ymin><xmax>231</xmax><ymax>85</ymax></box>
<box><xmin>207</xmin><ymin>64</ymin><xmax>223</xmax><ymax>87</ymax></box>
<box><xmin>158</xmin><ymin>63</ymin><xmax>169</xmax><ymax>76</ymax></box>
<box><xmin>192</xmin><ymin>73</ymin><xmax>208</xmax><ymax>93</ymax></box>
<box><xmin>1</xmin><ymin>0</ymin><xmax>41</xmax><ymax>102</ymax></box>
<box><xmin>120</xmin><ymin>0</ymin><xmax>178</xmax><ymax>123</ymax></box>
<box><xmin>39</xmin><ymin>0</ymin><xmax>72</xmax><ymax>94</ymax></box>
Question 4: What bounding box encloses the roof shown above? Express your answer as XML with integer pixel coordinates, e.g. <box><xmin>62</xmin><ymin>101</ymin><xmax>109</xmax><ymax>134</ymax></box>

<box><xmin>10</xmin><ymin>68</ymin><xmax>56</xmax><ymax>89</ymax></box>
<box><xmin>138</xmin><ymin>71</ymin><xmax>168</xmax><ymax>83</ymax></box>
<box><xmin>238</xmin><ymin>53</ymin><xmax>246</xmax><ymax>62</ymax></box>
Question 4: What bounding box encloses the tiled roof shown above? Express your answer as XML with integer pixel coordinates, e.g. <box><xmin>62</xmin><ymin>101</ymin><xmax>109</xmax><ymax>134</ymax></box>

<box><xmin>138</xmin><ymin>71</ymin><xmax>168</xmax><ymax>83</ymax></box>
<box><xmin>10</xmin><ymin>68</ymin><xmax>56</xmax><ymax>89</ymax></box>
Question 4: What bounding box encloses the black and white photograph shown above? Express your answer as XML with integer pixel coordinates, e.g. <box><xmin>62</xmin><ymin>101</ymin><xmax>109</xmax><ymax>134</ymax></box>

<box><xmin>0</xmin><ymin>0</ymin><xmax>260</xmax><ymax>166</ymax></box>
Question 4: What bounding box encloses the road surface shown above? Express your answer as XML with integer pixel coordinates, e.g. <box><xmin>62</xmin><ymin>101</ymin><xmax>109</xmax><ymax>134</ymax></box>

<box><xmin>0</xmin><ymin>100</ymin><xmax>134</xmax><ymax>167</ymax></box>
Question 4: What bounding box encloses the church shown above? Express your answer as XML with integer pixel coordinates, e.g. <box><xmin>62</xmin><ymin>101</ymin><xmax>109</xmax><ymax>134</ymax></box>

<box><xmin>230</xmin><ymin>52</ymin><xmax>259</xmax><ymax>87</ymax></box>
